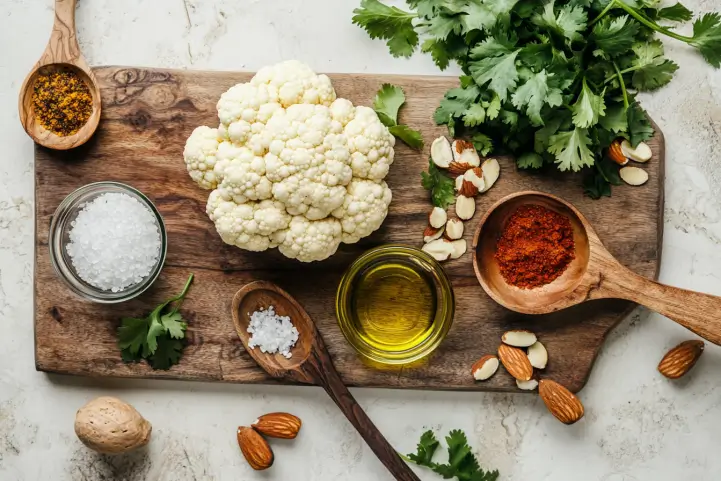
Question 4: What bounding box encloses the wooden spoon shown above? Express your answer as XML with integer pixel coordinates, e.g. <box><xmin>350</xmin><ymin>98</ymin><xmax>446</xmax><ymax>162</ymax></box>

<box><xmin>473</xmin><ymin>191</ymin><xmax>721</xmax><ymax>346</ymax></box>
<box><xmin>18</xmin><ymin>0</ymin><xmax>101</xmax><ymax>150</ymax></box>
<box><xmin>232</xmin><ymin>281</ymin><xmax>419</xmax><ymax>481</ymax></box>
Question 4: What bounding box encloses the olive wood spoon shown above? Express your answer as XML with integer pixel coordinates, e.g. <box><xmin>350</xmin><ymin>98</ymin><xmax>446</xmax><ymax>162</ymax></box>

<box><xmin>18</xmin><ymin>0</ymin><xmax>101</xmax><ymax>150</ymax></box>
<box><xmin>232</xmin><ymin>281</ymin><xmax>419</xmax><ymax>481</ymax></box>
<box><xmin>473</xmin><ymin>190</ymin><xmax>721</xmax><ymax>346</ymax></box>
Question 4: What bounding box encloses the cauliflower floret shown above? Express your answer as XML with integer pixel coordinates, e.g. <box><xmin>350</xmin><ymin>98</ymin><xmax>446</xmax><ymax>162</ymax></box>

<box><xmin>332</xmin><ymin>180</ymin><xmax>392</xmax><ymax>243</ymax></box>
<box><xmin>345</xmin><ymin>106</ymin><xmax>395</xmax><ymax>181</ymax></box>
<box><xmin>183</xmin><ymin>126</ymin><xmax>221</xmax><ymax>189</ymax></box>
<box><xmin>252</xmin><ymin>60</ymin><xmax>336</xmax><ymax>107</ymax></box>
<box><xmin>184</xmin><ymin>61</ymin><xmax>396</xmax><ymax>262</ymax></box>
<box><xmin>215</xmin><ymin>148</ymin><xmax>272</xmax><ymax>204</ymax></box>
<box><xmin>207</xmin><ymin>191</ymin><xmax>290</xmax><ymax>251</ymax></box>
<box><xmin>278</xmin><ymin>216</ymin><xmax>342</xmax><ymax>262</ymax></box>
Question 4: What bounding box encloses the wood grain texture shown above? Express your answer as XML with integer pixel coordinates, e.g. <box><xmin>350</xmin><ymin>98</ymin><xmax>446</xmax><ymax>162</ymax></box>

<box><xmin>34</xmin><ymin>66</ymin><xmax>665</xmax><ymax>392</ymax></box>
<box><xmin>474</xmin><ymin>191</ymin><xmax>721</xmax><ymax>346</ymax></box>
<box><xmin>18</xmin><ymin>0</ymin><xmax>101</xmax><ymax>150</ymax></box>
<box><xmin>232</xmin><ymin>282</ymin><xmax>419</xmax><ymax>481</ymax></box>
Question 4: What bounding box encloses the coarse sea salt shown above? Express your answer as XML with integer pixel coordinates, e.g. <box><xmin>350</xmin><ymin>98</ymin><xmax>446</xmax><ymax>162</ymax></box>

<box><xmin>247</xmin><ymin>306</ymin><xmax>299</xmax><ymax>358</ymax></box>
<box><xmin>66</xmin><ymin>192</ymin><xmax>161</xmax><ymax>292</ymax></box>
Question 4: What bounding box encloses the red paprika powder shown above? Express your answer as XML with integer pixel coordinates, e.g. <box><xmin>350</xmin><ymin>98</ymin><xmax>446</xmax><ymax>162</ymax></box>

<box><xmin>495</xmin><ymin>204</ymin><xmax>575</xmax><ymax>289</ymax></box>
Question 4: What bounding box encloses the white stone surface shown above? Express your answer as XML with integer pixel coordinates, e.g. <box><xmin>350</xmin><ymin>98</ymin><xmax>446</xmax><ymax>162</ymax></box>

<box><xmin>1</xmin><ymin>0</ymin><xmax>721</xmax><ymax>479</ymax></box>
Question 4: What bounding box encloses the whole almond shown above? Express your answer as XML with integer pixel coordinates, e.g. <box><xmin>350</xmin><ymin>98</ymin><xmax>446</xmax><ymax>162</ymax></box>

<box><xmin>658</xmin><ymin>340</ymin><xmax>704</xmax><ymax>379</ymax></box>
<box><xmin>237</xmin><ymin>426</ymin><xmax>274</xmax><ymax>470</ymax></box>
<box><xmin>471</xmin><ymin>354</ymin><xmax>499</xmax><ymax>381</ymax></box>
<box><xmin>252</xmin><ymin>412</ymin><xmax>302</xmax><ymax>439</ymax></box>
<box><xmin>538</xmin><ymin>379</ymin><xmax>584</xmax><ymax>425</ymax></box>
<box><xmin>497</xmin><ymin>344</ymin><xmax>533</xmax><ymax>381</ymax></box>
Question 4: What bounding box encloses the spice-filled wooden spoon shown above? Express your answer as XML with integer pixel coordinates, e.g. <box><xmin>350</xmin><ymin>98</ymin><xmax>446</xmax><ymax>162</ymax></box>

<box><xmin>473</xmin><ymin>191</ymin><xmax>721</xmax><ymax>346</ymax></box>
<box><xmin>18</xmin><ymin>0</ymin><xmax>101</xmax><ymax>150</ymax></box>
<box><xmin>232</xmin><ymin>281</ymin><xmax>419</xmax><ymax>481</ymax></box>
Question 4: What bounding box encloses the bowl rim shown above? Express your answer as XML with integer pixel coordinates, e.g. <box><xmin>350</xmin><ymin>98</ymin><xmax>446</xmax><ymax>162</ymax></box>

<box><xmin>335</xmin><ymin>243</ymin><xmax>455</xmax><ymax>365</ymax></box>
<box><xmin>48</xmin><ymin>181</ymin><xmax>168</xmax><ymax>304</ymax></box>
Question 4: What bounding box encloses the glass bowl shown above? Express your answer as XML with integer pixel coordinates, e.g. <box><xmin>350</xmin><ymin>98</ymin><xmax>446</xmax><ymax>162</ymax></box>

<box><xmin>48</xmin><ymin>181</ymin><xmax>167</xmax><ymax>303</ymax></box>
<box><xmin>336</xmin><ymin>244</ymin><xmax>455</xmax><ymax>365</ymax></box>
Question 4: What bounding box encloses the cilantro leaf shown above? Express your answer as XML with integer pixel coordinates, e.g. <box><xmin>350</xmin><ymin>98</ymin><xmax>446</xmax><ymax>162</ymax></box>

<box><xmin>435</xmin><ymin>97</ymin><xmax>472</xmax><ymax>124</ymax></box>
<box><xmin>421</xmin><ymin>159</ymin><xmax>456</xmax><ymax>208</ymax></box>
<box><xmin>548</xmin><ymin>127</ymin><xmax>595</xmax><ymax>171</ymax></box>
<box><xmin>373</xmin><ymin>83</ymin><xmax>424</xmax><ymax>149</ymax></box>
<box><xmin>583</xmin><ymin>170</ymin><xmax>612</xmax><ymax>199</ymax></box>
<box><xmin>518</xmin><ymin>152</ymin><xmax>544</xmax><ymax>168</ymax></box>
<box><xmin>511</xmin><ymin>69</ymin><xmax>563</xmax><ymax>126</ymax></box>
<box><xmin>627</xmin><ymin>102</ymin><xmax>654</xmax><ymax>147</ymax></box>
<box><xmin>630</xmin><ymin>41</ymin><xmax>679</xmax><ymax>91</ymax></box>
<box><xmin>469</xmin><ymin>50</ymin><xmax>520</xmax><ymax>101</ymax></box>
<box><xmin>469</xmin><ymin>33</ymin><xmax>517</xmax><ymax>59</ymax></box>
<box><xmin>373</xmin><ymin>83</ymin><xmax>405</xmax><ymax>127</ymax></box>
<box><xmin>422</xmin><ymin>38</ymin><xmax>452</xmax><ymax>70</ymax></box>
<box><xmin>657</xmin><ymin>2</ymin><xmax>693</xmax><ymax>22</ymax></box>
<box><xmin>116</xmin><ymin>274</ymin><xmax>195</xmax><ymax>369</ymax></box>
<box><xmin>148</xmin><ymin>336</ymin><xmax>184</xmax><ymax>370</ymax></box>
<box><xmin>472</xmin><ymin>132</ymin><xmax>493</xmax><ymax>155</ymax></box>
<box><xmin>690</xmin><ymin>13</ymin><xmax>721</xmax><ymax>68</ymax></box>
<box><xmin>463</xmin><ymin>104</ymin><xmax>486</xmax><ymax>126</ymax></box>
<box><xmin>422</xmin><ymin>13</ymin><xmax>459</xmax><ymax>40</ymax></box>
<box><xmin>532</xmin><ymin>0</ymin><xmax>587</xmax><ymax>43</ymax></box>
<box><xmin>572</xmin><ymin>79</ymin><xmax>606</xmax><ymax>128</ymax></box>
<box><xmin>599</xmin><ymin>104</ymin><xmax>628</xmax><ymax>133</ymax></box>
<box><xmin>160</xmin><ymin>311</ymin><xmax>187</xmax><ymax>339</ymax></box>
<box><xmin>405</xmin><ymin>429</ymin><xmax>499</xmax><ymax>481</ymax></box>
<box><xmin>592</xmin><ymin>15</ymin><xmax>640</xmax><ymax>58</ymax></box>
<box><xmin>389</xmin><ymin>124</ymin><xmax>424</xmax><ymax>149</ymax></box>
<box><xmin>486</xmin><ymin>95</ymin><xmax>501</xmax><ymax>120</ymax></box>
<box><xmin>407</xmin><ymin>430</ymin><xmax>440</xmax><ymax>465</ymax></box>
<box><xmin>117</xmin><ymin>317</ymin><xmax>148</xmax><ymax>360</ymax></box>
<box><xmin>352</xmin><ymin>0</ymin><xmax>418</xmax><ymax>57</ymax></box>
<box><xmin>460</xmin><ymin>1</ymin><xmax>496</xmax><ymax>33</ymax></box>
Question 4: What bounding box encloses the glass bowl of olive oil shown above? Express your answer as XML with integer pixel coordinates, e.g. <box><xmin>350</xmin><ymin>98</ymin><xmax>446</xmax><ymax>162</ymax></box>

<box><xmin>336</xmin><ymin>244</ymin><xmax>455</xmax><ymax>365</ymax></box>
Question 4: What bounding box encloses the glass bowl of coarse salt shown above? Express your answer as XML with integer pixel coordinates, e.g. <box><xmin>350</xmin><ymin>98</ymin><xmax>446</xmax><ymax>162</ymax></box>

<box><xmin>48</xmin><ymin>182</ymin><xmax>167</xmax><ymax>303</ymax></box>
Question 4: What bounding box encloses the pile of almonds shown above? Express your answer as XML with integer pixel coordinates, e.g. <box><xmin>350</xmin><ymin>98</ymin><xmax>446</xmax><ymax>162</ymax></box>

<box><xmin>422</xmin><ymin>137</ymin><xmax>500</xmax><ymax>262</ymax></box>
<box><xmin>237</xmin><ymin>412</ymin><xmax>302</xmax><ymax>470</ymax></box>
<box><xmin>608</xmin><ymin>139</ymin><xmax>653</xmax><ymax>186</ymax></box>
<box><xmin>472</xmin><ymin>330</ymin><xmax>585</xmax><ymax>425</ymax></box>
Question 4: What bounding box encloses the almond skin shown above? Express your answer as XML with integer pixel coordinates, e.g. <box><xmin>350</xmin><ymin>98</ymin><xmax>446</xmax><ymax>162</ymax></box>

<box><xmin>658</xmin><ymin>340</ymin><xmax>704</xmax><ymax>379</ymax></box>
<box><xmin>471</xmin><ymin>355</ymin><xmax>499</xmax><ymax>381</ymax></box>
<box><xmin>252</xmin><ymin>412</ymin><xmax>302</xmax><ymax>439</ymax></box>
<box><xmin>237</xmin><ymin>426</ymin><xmax>274</xmax><ymax>470</ymax></box>
<box><xmin>448</xmin><ymin>161</ymin><xmax>473</xmax><ymax>176</ymax></box>
<box><xmin>538</xmin><ymin>379</ymin><xmax>584</xmax><ymax>425</ymax></box>
<box><xmin>423</xmin><ymin>224</ymin><xmax>444</xmax><ymax>243</ymax></box>
<box><xmin>497</xmin><ymin>344</ymin><xmax>533</xmax><ymax>381</ymax></box>
<box><xmin>607</xmin><ymin>139</ymin><xmax>628</xmax><ymax>165</ymax></box>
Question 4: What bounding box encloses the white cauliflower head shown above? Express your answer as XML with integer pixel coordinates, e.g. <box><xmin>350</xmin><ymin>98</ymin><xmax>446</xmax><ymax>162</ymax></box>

<box><xmin>183</xmin><ymin>60</ymin><xmax>394</xmax><ymax>262</ymax></box>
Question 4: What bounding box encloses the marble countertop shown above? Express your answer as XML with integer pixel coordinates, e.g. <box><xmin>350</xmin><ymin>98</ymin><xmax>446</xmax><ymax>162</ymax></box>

<box><xmin>1</xmin><ymin>1</ymin><xmax>721</xmax><ymax>480</ymax></box>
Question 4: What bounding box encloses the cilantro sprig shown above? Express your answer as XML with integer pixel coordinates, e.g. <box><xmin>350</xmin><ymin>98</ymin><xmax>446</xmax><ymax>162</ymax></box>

<box><xmin>421</xmin><ymin>159</ymin><xmax>455</xmax><ymax>208</ymax></box>
<box><xmin>374</xmin><ymin>83</ymin><xmax>424</xmax><ymax>149</ymax></box>
<box><xmin>402</xmin><ymin>429</ymin><xmax>499</xmax><ymax>481</ymax></box>
<box><xmin>353</xmin><ymin>0</ymin><xmax>721</xmax><ymax>198</ymax></box>
<box><xmin>117</xmin><ymin>274</ymin><xmax>194</xmax><ymax>370</ymax></box>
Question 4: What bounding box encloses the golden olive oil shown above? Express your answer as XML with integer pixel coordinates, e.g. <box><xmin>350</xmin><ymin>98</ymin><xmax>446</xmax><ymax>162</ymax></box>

<box><xmin>350</xmin><ymin>260</ymin><xmax>437</xmax><ymax>352</ymax></box>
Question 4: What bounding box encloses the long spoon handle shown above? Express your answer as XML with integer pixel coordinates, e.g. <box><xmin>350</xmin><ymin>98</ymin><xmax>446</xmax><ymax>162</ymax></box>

<box><xmin>42</xmin><ymin>0</ymin><xmax>80</xmax><ymax>65</ymax></box>
<box><xmin>600</xmin><ymin>264</ymin><xmax>721</xmax><ymax>345</ymax></box>
<box><xmin>304</xmin><ymin>349</ymin><xmax>420</xmax><ymax>481</ymax></box>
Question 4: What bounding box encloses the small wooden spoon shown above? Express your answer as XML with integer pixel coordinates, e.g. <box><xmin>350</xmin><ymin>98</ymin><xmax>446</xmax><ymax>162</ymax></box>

<box><xmin>232</xmin><ymin>281</ymin><xmax>419</xmax><ymax>481</ymax></box>
<box><xmin>18</xmin><ymin>0</ymin><xmax>101</xmax><ymax>150</ymax></box>
<box><xmin>473</xmin><ymin>191</ymin><xmax>721</xmax><ymax>346</ymax></box>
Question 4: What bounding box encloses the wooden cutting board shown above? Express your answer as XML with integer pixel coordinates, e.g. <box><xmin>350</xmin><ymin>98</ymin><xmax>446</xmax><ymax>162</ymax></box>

<box><xmin>34</xmin><ymin>66</ymin><xmax>664</xmax><ymax>392</ymax></box>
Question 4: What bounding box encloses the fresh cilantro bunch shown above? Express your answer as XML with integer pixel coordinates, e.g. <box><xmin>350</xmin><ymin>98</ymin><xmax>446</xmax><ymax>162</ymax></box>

<box><xmin>117</xmin><ymin>274</ymin><xmax>194</xmax><ymax>370</ymax></box>
<box><xmin>353</xmin><ymin>0</ymin><xmax>721</xmax><ymax>197</ymax></box>
<box><xmin>402</xmin><ymin>429</ymin><xmax>499</xmax><ymax>481</ymax></box>
<box><xmin>374</xmin><ymin>83</ymin><xmax>425</xmax><ymax>149</ymax></box>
